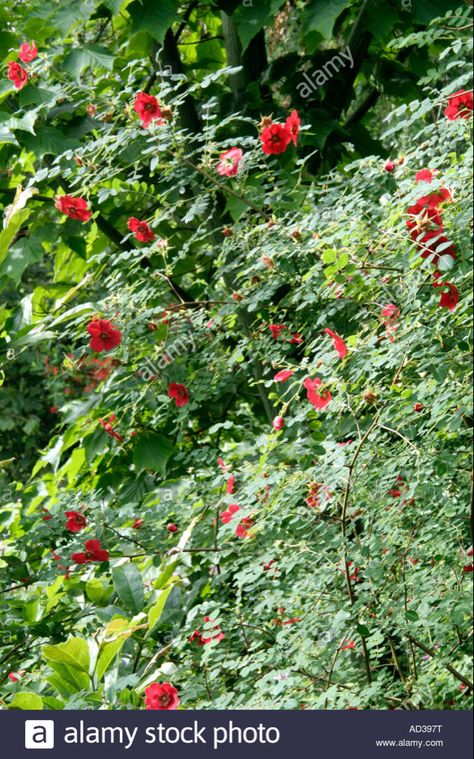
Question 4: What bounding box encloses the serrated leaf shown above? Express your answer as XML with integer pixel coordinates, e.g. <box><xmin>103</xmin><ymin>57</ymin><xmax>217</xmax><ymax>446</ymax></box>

<box><xmin>128</xmin><ymin>0</ymin><xmax>179</xmax><ymax>44</ymax></box>
<box><xmin>133</xmin><ymin>432</ymin><xmax>175</xmax><ymax>475</ymax></box>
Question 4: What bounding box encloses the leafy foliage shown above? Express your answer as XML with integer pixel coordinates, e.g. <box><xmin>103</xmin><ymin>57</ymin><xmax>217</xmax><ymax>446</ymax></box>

<box><xmin>0</xmin><ymin>0</ymin><xmax>472</xmax><ymax>711</ymax></box>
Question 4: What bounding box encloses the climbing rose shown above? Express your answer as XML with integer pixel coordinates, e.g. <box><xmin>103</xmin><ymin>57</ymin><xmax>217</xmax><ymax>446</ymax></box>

<box><xmin>413</xmin><ymin>403</ymin><xmax>424</xmax><ymax>412</ymax></box>
<box><xmin>285</xmin><ymin>110</ymin><xmax>301</xmax><ymax>146</ymax></box>
<box><xmin>220</xmin><ymin>504</ymin><xmax>240</xmax><ymax>524</ymax></box>
<box><xmin>19</xmin><ymin>42</ymin><xmax>38</xmax><ymax>63</ymax></box>
<box><xmin>127</xmin><ymin>217</ymin><xmax>155</xmax><ymax>243</ymax></box>
<box><xmin>167</xmin><ymin>523</ymin><xmax>178</xmax><ymax>533</ymax></box>
<box><xmin>55</xmin><ymin>195</ymin><xmax>92</xmax><ymax>222</ymax></box>
<box><xmin>7</xmin><ymin>61</ymin><xmax>28</xmax><ymax>89</ymax></box>
<box><xmin>444</xmin><ymin>90</ymin><xmax>473</xmax><ymax>120</ymax></box>
<box><xmin>144</xmin><ymin>682</ymin><xmax>179</xmax><ymax>711</ymax></box>
<box><xmin>226</xmin><ymin>475</ymin><xmax>235</xmax><ymax>494</ymax></box>
<box><xmin>384</xmin><ymin>159</ymin><xmax>396</xmax><ymax>172</ymax></box>
<box><xmin>260</xmin><ymin>123</ymin><xmax>292</xmax><ymax>155</ymax></box>
<box><xmin>433</xmin><ymin>281</ymin><xmax>459</xmax><ymax>312</ymax></box>
<box><xmin>303</xmin><ymin>377</ymin><xmax>332</xmax><ymax>410</ymax></box>
<box><xmin>216</xmin><ymin>147</ymin><xmax>243</xmax><ymax>177</ymax></box>
<box><xmin>235</xmin><ymin>516</ymin><xmax>254</xmax><ymax>538</ymax></box>
<box><xmin>65</xmin><ymin>511</ymin><xmax>87</xmax><ymax>533</ymax></box>
<box><xmin>87</xmin><ymin>319</ymin><xmax>122</xmax><ymax>352</ymax></box>
<box><xmin>415</xmin><ymin>169</ymin><xmax>437</xmax><ymax>183</ymax></box>
<box><xmin>133</xmin><ymin>92</ymin><xmax>163</xmax><ymax>128</ymax></box>
<box><xmin>71</xmin><ymin>539</ymin><xmax>108</xmax><ymax>564</ymax></box>
<box><xmin>269</xmin><ymin>324</ymin><xmax>287</xmax><ymax>339</ymax></box>
<box><xmin>274</xmin><ymin>369</ymin><xmax>294</xmax><ymax>382</ymax></box>
<box><xmin>168</xmin><ymin>383</ymin><xmax>189</xmax><ymax>407</ymax></box>
<box><xmin>324</xmin><ymin>328</ymin><xmax>347</xmax><ymax>359</ymax></box>
<box><xmin>272</xmin><ymin>416</ymin><xmax>284</xmax><ymax>430</ymax></box>
<box><xmin>288</xmin><ymin>332</ymin><xmax>303</xmax><ymax>345</ymax></box>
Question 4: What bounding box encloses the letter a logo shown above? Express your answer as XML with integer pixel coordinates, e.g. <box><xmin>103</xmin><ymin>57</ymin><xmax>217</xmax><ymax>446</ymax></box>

<box><xmin>25</xmin><ymin>720</ymin><xmax>55</xmax><ymax>749</ymax></box>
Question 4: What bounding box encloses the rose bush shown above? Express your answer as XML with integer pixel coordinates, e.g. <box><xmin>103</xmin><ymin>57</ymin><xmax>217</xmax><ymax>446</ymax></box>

<box><xmin>0</xmin><ymin>1</ymin><xmax>472</xmax><ymax>711</ymax></box>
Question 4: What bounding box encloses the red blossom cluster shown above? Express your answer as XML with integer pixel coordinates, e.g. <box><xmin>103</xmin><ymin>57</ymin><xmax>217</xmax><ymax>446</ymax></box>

<box><xmin>99</xmin><ymin>414</ymin><xmax>124</xmax><ymax>444</ymax></box>
<box><xmin>134</xmin><ymin>92</ymin><xmax>164</xmax><ymax>128</ymax></box>
<box><xmin>87</xmin><ymin>318</ymin><xmax>122</xmax><ymax>352</ymax></box>
<box><xmin>65</xmin><ymin>511</ymin><xmax>87</xmax><ymax>533</ymax></box>
<box><xmin>6</xmin><ymin>42</ymin><xmax>37</xmax><ymax>89</ymax></box>
<box><xmin>127</xmin><ymin>216</ymin><xmax>155</xmax><ymax>243</ymax></box>
<box><xmin>260</xmin><ymin>110</ymin><xmax>300</xmax><ymax>155</ymax></box>
<box><xmin>380</xmin><ymin>303</ymin><xmax>400</xmax><ymax>342</ymax></box>
<box><xmin>189</xmin><ymin>616</ymin><xmax>225</xmax><ymax>646</ymax></box>
<box><xmin>219</xmin><ymin>503</ymin><xmax>240</xmax><ymax>524</ymax></box>
<box><xmin>444</xmin><ymin>89</ymin><xmax>473</xmax><ymax>120</ymax></box>
<box><xmin>71</xmin><ymin>539</ymin><xmax>109</xmax><ymax>565</ymax></box>
<box><xmin>303</xmin><ymin>377</ymin><xmax>332</xmax><ymax>410</ymax></box>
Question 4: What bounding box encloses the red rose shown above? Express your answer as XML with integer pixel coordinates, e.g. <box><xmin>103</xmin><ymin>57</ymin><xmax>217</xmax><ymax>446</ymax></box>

<box><xmin>167</xmin><ymin>523</ymin><xmax>178</xmax><ymax>533</ymax></box>
<box><xmin>99</xmin><ymin>416</ymin><xmax>124</xmax><ymax>443</ymax></box>
<box><xmin>413</xmin><ymin>230</ymin><xmax>456</xmax><ymax>265</ymax></box>
<box><xmin>274</xmin><ymin>369</ymin><xmax>294</xmax><ymax>382</ymax></box>
<box><xmin>65</xmin><ymin>511</ymin><xmax>87</xmax><ymax>533</ymax></box>
<box><xmin>413</xmin><ymin>403</ymin><xmax>423</xmax><ymax>412</ymax></box>
<box><xmin>339</xmin><ymin>640</ymin><xmax>356</xmax><ymax>651</ymax></box>
<box><xmin>226</xmin><ymin>475</ymin><xmax>236</xmax><ymax>495</ymax></box>
<box><xmin>55</xmin><ymin>195</ymin><xmax>92</xmax><ymax>222</ymax></box>
<box><xmin>303</xmin><ymin>377</ymin><xmax>332</xmax><ymax>410</ymax></box>
<box><xmin>7</xmin><ymin>61</ymin><xmax>28</xmax><ymax>89</ymax></box>
<box><xmin>127</xmin><ymin>217</ymin><xmax>155</xmax><ymax>243</ymax></box>
<box><xmin>415</xmin><ymin>169</ymin><xmax>437</xmax><ymax>183</ymax></box>
<box><xmin>168</xmin><ymin>383</ymin><xmax>189</xmax><ymax>407</ymax></box>
<box><xmin>288</xmin><ymin>332</ymin><xmax>303</xmax><ymax>345</ymax></box>
<box><xmin>433</xmin><ymin>281</ymin><xmax>459</xmax><ymax>312</ymax></box>
<box><xmin>220</xmin><ymin>503</ymin><xmax>240</xmax><ymax>524</ymax></box>
<box><xmin>272</xmin><ymin>416</ymin><xmax>284</xmax><ymax>430</ymax></box>
<box><xmin>132</xmin><ymin>518</ymin><xmax>144</xmax><ymax>529</ymax></box>
<box><xmin>87</xmin><ymin>319</ymin><xmax>122</xmax><ymax>352</ymax></box>
<box><xmin>323</xmin><ymin>328</ymin><xmax>347</xmax><ymax>359</ymax></box>
<box><xmin>268</xmin><ymin>324</ymin><xmax>287</xmax><ymax>339</ymax></box>
<box><xmin>444</xmin><ymin>90</ymin><xmax>473</xmax><ymax>120</ymax></box>
<box><xmin>19</xmin><ymin>42</ymin><xmax>38</xmax><ymax>63</ymax></box>
<box><xmin>260</xmin><ymin>123</ymin><xmax>292</xmax><ymax>155</ymax></box>
<box><xmin>285</xmin><ymin>110</ymin><xmax>301</xmax><ymax>146</ymax></box>
<box><xmin>384</xmin><ymin>159</ymin><xmax>396</xmax><ymax>172</ymax></box>
<box><xmin>133</xmin><ymin>92</ymin><xmax>163</xmax><ymax>128</ymax></box>
<box><xmin>71</xmin><ymin>539</ymin><xmax>108</xmax><ymax>564</ymax></box>
<box><xmin>144</xmin><ymin>682</ymin><xmax>179</xmax><ymax>710</ymax></box>
<box><xmin>235</xmin><ymin>516</ymin><xmax>254</xmax><ymax>538</ymax></box>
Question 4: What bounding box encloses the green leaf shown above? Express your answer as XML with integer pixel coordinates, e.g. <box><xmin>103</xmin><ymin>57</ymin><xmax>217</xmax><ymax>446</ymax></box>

<box><xmin>405</xmin><ymin>610</ymin><xmax>420</xmax><ymax>622</ymax></box>
<box><xmin>43</xmin><ymin>637</ymin><xmax>90</xmax><ymax>673</ymax></box>
<box><xmin>133</xmin><ymin>432</ymin><xmax>175</xmax><ymax>475</ymax></box>
<box><xmin>303</xmin><ymin>0</ymin><xmax>351</xmax><ymax>39</ymax></box>
<box><xmin>9</xmin><ymin>692</ymin><xmax>43</xmax><ymax>710</ymax></box>
<box><xmin>20</xmin><ymin>126</ymin><xmax>80</xmax><ymax>157</ymax></box>
<box><xmin>128</xmin><ymin>0</ymin><xmax>180</xmax><ymax>44</ymax></box>
<box><xmin>63</xmin><ymin>45</ymin><xmax>115</xmax><ymax>77</ymax></box>
<box><xmin>96</xmin><ymin>638</ymin><xmax>126</xmax><ymax>681</ymax></box>
<box><xmin>112</xmin><ymin>563</ymin><xmax>145</xmax><ymax>613</ymax></box>
<box><xmin>0</xmin><ymin>209</ymin><xmax>31</xmax><ymax>267</ymax></box>
<box><xmin>0</xmin><ymin>237</ymin><xmax>44</xmax><ymax>284</ymax></box>
<box><xmin>46</xmin><ymin>662</ymin><xmax>90</xmax><ymax>696</ymax></box>
<box><xmin>148</xmin><ymin>585</ymin><xmax>173</xmax><ymax>631</ymax></box>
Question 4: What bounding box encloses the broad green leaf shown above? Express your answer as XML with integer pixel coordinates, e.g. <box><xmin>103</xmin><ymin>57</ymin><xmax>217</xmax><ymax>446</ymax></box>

<box><xmin>112</xmin><ymin>563</ymin><xmax>145</xmax><ymax>613</ymax></box>
<box><xmin>128</xmin><ymin>0</ymin><xmax>179</xmax><ymax>44</ymax></box>
<box><xmin>96</xmin><ymin>638</ymin><xmax>126</xmax><ymax>681</ymax></box>
<box><xmin>303</xmin><ymin>0</ymin><xmax>351</xmax><ymax>39</ymax></box>
<box><xmin>0</xmin><ymin>209</ymin><xmax>31</xmax><ymax>266</ymax></box>
<box><xmin>148</xmin><ymin>585</ymin><xmax>173</xmax><ymax>631</ymax></box>
<box><xmin>9</xmin><ymin>692</ymin><xmax>43</xmax><ymax>710</ymax></box>
<box><xmin>133</xmin><ymin>432</ymin><xmax>175</xmax><ymax>475</ymax></box>
<box><xmin>43</xmin><ymin>637</ymin><xmax>90</xmax><ymax>674</ymax></box>
<box><xmin>63</xmin><ymin>45</ymin><xmax>115</xmax><ymax>77</ymax></box>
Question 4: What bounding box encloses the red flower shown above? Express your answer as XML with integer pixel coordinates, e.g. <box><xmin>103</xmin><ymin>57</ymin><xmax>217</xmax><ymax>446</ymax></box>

<box><xmin>272</xmin><ymin>416</ymin><xmax>285</xmax><ymax>431</ymax></box>
<box><xmin>127</xmin><ymin>217</ymin><xmax>155</xmax><ymax>243</ymax></box>
<box><xmin>19</xmin><ymin>42</ymin><xmax>38</xmax><ymax>63</ymax></box>
<box><xmin>133</xmin><ymin>92</ymin><xmax>163</xmax><ymax>128</ymax></box>
<box><xmin>235</xmin><ymin>516</ymin><xmax>254</xmax><ymax>538</ymax></box>
<box><xmin>55</xmin><ymin>195</ymin><xmax>92</xmax><ymax>222</ymax></box>
<box><xmin>260</xmin><ymin>123</ymin><xmax>292</xmax><ymax>155</ymax></box>
<box><xmin>50</xmin><ymin>406</ymin><xmax>57</xmax><ymax>414</ymax></box>
<box><xmin>413</xmin><ymin>230</ymin><xmax>456</xmax><ymax>265</ymax></box>
<box><xmin>433</xmin><ymin>281</ymin><xmax>459</xmax><ymax>312</ymax></box>
<box><xmin>413</xmin><ymin>403</ymin><xmax>423</xmax><ymax>412</ymax></box>
<box><xmin>99</xmin><ymin>416</ymin><xmax>124</xmax><ymax>443</ymax></box>
<box><xmin>65</xmin><ymin>511</ymin><xmax>87</xmax><ymax>533</ymax></box>
<box><xmin>168</xmin><ymin>383</ymin><xmax>189</xmax><ymax>407</ymax></box>
<box><xmin>7</xmin><ymin>61</ymin><xmax>28</xmax><ymax>89</ymax></box>
<box><xmin>132</xmin><ymin>518</ymin><xmax>144</xmax><ymax>529</ymax></box>
<box><xmin>415</xmin><ymin>169</ymin><xmax>436</xmax><ymax>183</ymax></box>
<box><xmin>220</xmin><ymin>504</ymin><xmax>240</xmax><ymax>524</ymax></box>
<box><xmin>288</xmin><ymin>332</ymin><xmax>303</xmax><ymax>345</ymax></box>
<box><xmin>274</xmin><ymin>369</ymin><xmax>294</xmax><ymax>382</ymax></box>
<box><xmin>384</xmin><ymin>159</ymin><xmax>396</xmax><ymax>172</ymax></box>
<box><xmin>226</xmin><ymin>475</ymin><xmax>236</xmax><ymax>494</ymax></box>
<box><xmin>201</xmin><ymin>616</ymin><xmax>225</xmax><ymax>645</ymax></box>
<box><xmin>324</xmin><ymin>328</ymin><xmax>347</xmax><ymax>359</ymax></box>
<box><xmin>144</xmin><ymin>682</ymin><xmax>179</xmax><ymax>710</ymax></box>
<box><xmin>269</xmin><ymin>324</ymin><xmax>287</xmax><ymax>339</ymax></box>
<box><xmin>216</xmin><ymin>147</ymin><xmax>244</xmax><ymax>177</ymax></box>
<box><xmin>445</xmin><ymin>90</ymin><xmax>473</xmax><ymax>120</ymax></box>
<box><xmin>381</xmin><ymin>304</ymin><xmax>400</xmax><ymax>322</ymax></box>
<box><xmin>87</xmin><ymin>319</ymin><xmax>122</xmax><ymax>352</ymax></box>
<box><xmin>339</xmin><ymin>640</ymin><xmax>356</xmax><ymax>651</ymax></box>
<box><xmin>303</xmin><ymin>377</ymin><xmax>332</xmax><ymax>410</ymax></box>
<box><xmin>217</xmin><ymin>457</ymin><xmax>229</xmax><ymax>472</ymax></box>
<box><xmin>285</xmin><ymin>110</ymin><xmax>301</xmax><ymax>146</ymax></box>
<box><xmin>8</xmin><ymin>671</ymin><xmax>23</xmax><ymax>682</ymax></box>
<box><xmin>71</xmin><ymin>539</ymin><xmax>109</xmax><ymax>564</ymax></box>
<box><xmin>167</xmin><ymin>523</ymin><xmax>178</xmax><ymax>533</ymax></box>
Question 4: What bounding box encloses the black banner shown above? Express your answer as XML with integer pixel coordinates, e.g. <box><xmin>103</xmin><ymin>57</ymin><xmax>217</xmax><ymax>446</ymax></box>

<box><xmin>0</xmin><ymin>709</ymin><xmax>471</xmax><ymax>758</ymax></box>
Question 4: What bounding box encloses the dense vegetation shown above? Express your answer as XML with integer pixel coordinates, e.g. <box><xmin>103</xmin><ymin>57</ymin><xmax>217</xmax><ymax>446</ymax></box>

<box><xmin>0</xmin><ymin>0</ymin><xmax>472</xmax><ymax>711</ymax></box>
